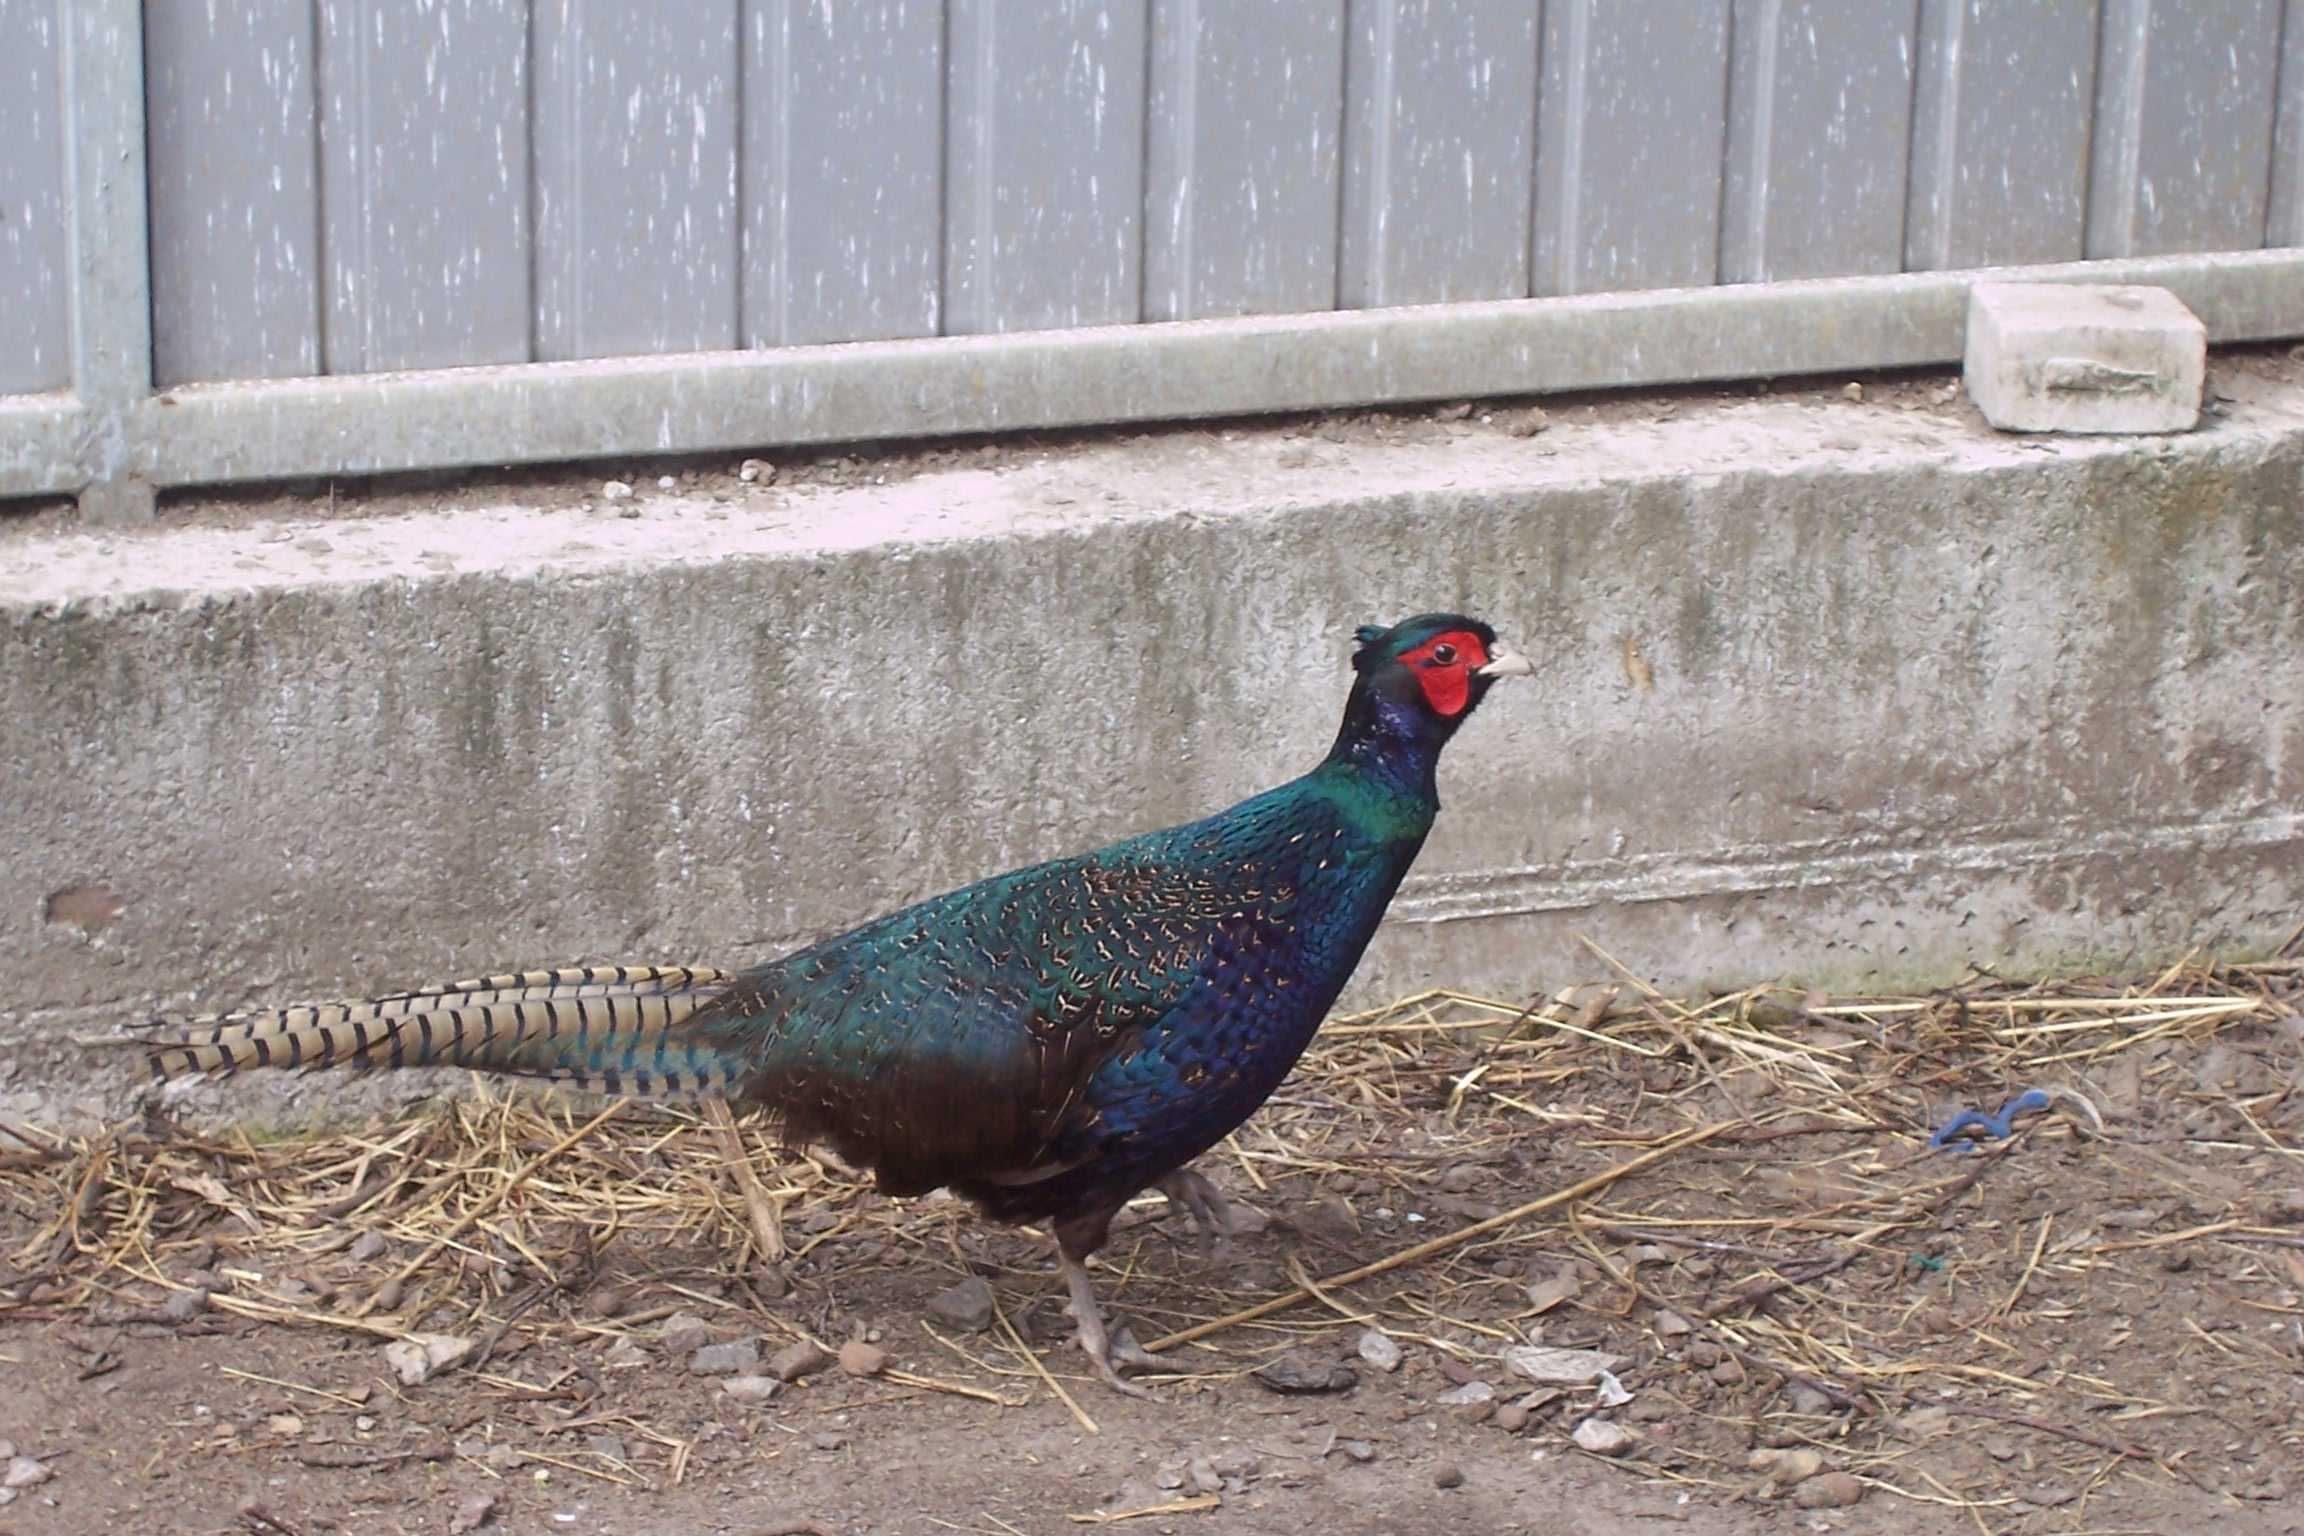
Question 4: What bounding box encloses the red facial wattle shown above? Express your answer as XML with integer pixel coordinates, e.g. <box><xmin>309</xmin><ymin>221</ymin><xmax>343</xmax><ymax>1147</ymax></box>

<box><xmin>1396</xmin><ymin>630</ymin><xmax>1490</xmax><ymax>718</ymax></box>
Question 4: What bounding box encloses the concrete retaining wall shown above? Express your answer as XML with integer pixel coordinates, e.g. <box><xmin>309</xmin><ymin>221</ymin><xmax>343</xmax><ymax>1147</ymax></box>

<box><xmin>5</xmin><ymin>376</ymin><xmax>2301</xmax><ymax>1125</ymax></box>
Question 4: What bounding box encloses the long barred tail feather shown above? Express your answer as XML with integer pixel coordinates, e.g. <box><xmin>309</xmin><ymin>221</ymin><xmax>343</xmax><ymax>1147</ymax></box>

<box><xmin>139</xmin><ymin>964</ymin><xmax>747</xmax><ymax>1098</ymax></box>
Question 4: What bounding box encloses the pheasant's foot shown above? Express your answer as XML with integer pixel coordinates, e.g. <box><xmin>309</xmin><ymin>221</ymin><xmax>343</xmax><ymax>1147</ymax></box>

<box><xmin>1060</xmin><ymin>1250</ymin><xmax>1155</xmax><ymax>1399</ymax></box>
<box><xmin>1155</xmin><ymin>1169</ymin><xmax>1237</xmax><ymax>1265</ymax></box>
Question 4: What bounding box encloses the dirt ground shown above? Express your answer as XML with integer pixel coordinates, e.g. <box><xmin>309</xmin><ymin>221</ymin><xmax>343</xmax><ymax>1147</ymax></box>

<box><xmin>4</xmin><ymin>958</ymin><xmax>2303</xmax><ymax>1536</ymax></box>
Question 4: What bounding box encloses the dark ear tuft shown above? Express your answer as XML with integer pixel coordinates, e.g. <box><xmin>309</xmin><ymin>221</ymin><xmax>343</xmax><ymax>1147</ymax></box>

<box><xmin>1351</xmin><ymin>623</ymin><xmax>1390</xmax><ymax>673</ymax></box>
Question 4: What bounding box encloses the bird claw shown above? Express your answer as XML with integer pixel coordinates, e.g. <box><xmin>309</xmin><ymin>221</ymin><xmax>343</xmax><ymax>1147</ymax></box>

<box><xmin>1156</xmin><ymin>1169</ymin><xmax>1237</xmax><ymax>1268</ymax></box>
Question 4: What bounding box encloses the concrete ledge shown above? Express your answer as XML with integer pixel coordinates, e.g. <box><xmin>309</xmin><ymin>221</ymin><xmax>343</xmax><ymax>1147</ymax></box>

<box><xmin>5</xmin><ymin>375</ymin><xmax>2302</xmax><ymax>1125</ymax></box>
<box><xmin>9</xmin><ymin>250</ymin><xmax>2304</xmax><ymax>503</ymax></box>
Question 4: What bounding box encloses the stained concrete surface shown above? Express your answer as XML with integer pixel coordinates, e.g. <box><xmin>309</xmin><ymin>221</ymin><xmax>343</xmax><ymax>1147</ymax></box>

<box><xmin>3</xmin><ymin>372</ymin><xmax>2300</xmax><ymax>1125</ymax></box>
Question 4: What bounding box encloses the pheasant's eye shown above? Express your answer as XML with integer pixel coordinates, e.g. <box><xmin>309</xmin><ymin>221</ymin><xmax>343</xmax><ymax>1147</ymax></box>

<box><xmin>1430</xmin><ymin>643</ymin><xmax>1458</xmax><ymax>666</ymax></box>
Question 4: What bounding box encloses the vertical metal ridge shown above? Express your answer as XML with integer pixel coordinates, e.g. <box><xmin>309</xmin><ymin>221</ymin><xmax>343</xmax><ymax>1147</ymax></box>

<box><xmin>59</xmin><ymin>0</ymin><xmax>155</xmax><ymax>519</ymax></box>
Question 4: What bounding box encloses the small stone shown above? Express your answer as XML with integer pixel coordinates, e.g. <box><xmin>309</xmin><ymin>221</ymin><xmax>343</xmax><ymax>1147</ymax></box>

<box><xmin>600</xmin><ymin>1336</ymin><xmax>648</xmax><ymax>1369</ymax></box>
<box><xmin>2265</xmin><ymin>1189</ymin><xmax>2304</xmax><ymax>1225</ymax></box>
<box><xmin>348</xmin><ymin>1231</ymin><xmax>388</xmax><ymax>1263</ymax></box>
<box><xmin>1571</xmin><ymin>1419</ymin><xmax>1639</xmax><ymax>1457</ymax></box>
<box><xmin>1842</xmin><ymin>381</ymin><xmax>1865</xmax><ymax>402</ymax></box>
<box><xmin>1356</xmin><ymin>1330</ymin><xmax>1404</xmax><ymax>1372</ymax></box>
<box><xmin>656</xmin><ymin>475</ymin><xmax>677</xmax><ymax>491</ymax></box>
<box><xmin>1504</xmin><ymin>1345</ymin><xmax>1625</xmax><ymax>1385</ymax></box>
<box><xmin>1653</xmin><ymin>1308</ymin><xmax>1691</xmax><ymax>1337</ymax></box>
<box><xmin>163</xmin><ymin>1287</ymin><xmax>211</xmax><ymax>1323</ymax></box>
<box><xmin>1748</xmin><ymin>1447</ymin><xmax>1824</xmax><ymax>1486</ymax></box>
<box><xmin>721</xmin><ymin>1375</ymin><xmax>780</xmax><ymax>1404</ymax></box>
<box><xmin>354</xmin><ymin>1416</ymin><xmax>376</xmax><ymax>1432</ymax></box>
<box><xmin>1438</xmin><ymin>1163</ymin><xmax>1482</xmax><ymax>1193</ymax></box>
<box><xmin>1494</xmin><ymin>1391</ymin><xmax>1556</xmax><ymax>1433</ymax></box>
<box><xmin>382</xmin><ymin>1333</ymin><xmax>474</xmax><ymax>1387</ymax></box>
<box><xmin>1781</xmin><ymin>1380</ymin><xmax>1838</xmax><ymax>1415</ymax></box>
<box><xmin>1897</xmin><ymin>1406</ymin><xmax>1952</xmax><ymax>1440</ymax></box>
<box><xmin>1436</xmin><ymin>1380</ymin><xmax>1495</xmax><ymax>1407</ymax></box>
<box><xmin>0</xmin><ymin>1489</ymin><xmax>14</xmax><ymax>1507</ymax></box>
<box><xmin>690</xmin><ymin>1337</ymin><xmax>761</xmax><ymax>1376</ymax></box>
<box><xmin>1524</xmin><ymin>1271</ymin><xmax>1581</xmax><ymax>1314</ymax></box>
<box><xmin>1500</xmin><ymin>406</ymin><xmax>1550</xmax><ymax>437</ymax></box>
<box><xmin>601</xmin><ymin>479</ymin><xmax>635</xmax><ymax>502</ymax></box>
<box><xmin>1432</xmin><ymin>1462</ymin><xmax>1465</xmax><ymax>1489</ymax></box>
<box><xmin>583</xmin><ymin>1287</ymin><xmax>631</xmax><ymax>1320</ymax></box>
<box><xmin>656</xmin><ymin>1312</ymin><xmax>712</xmax><ymax>1355</ymax></box>
<box><xmin>838</xmin><ymin>1340</ymin><xmax>887</xmax><ymax>1377</ymax></box>
<box><xmin>1709</xmin><ymin>1357</ymin><xmax>1745</xmax><ymax>1385</ymax></box>
<box><xmin>767</xmin><ymin>1339</ymin><xmax>835</xmax><ymax>1382</ymax></box>
<box><xmin>1793</xmin><ymin>1472</ymin><xmax>1866</xmax><ymax>1509</ymax></box>
<box><xmin>3</xmin><ymin>1457</ymin><xmax>49</xmax><ymax>1490</ymax></box>
<box><xmin>1187</xmin><ymin>1457</ymin><xmax>1222</xmax><ymax>1495</ymax></box>
<box><xmin>449</xmin><ymin>1491</ymin><xmax>501</xmax><ymax>1533</ymax></box>
<box><xmin>1253</xmin><ymin>1351</ymin><xmax>1357</xmax><ymax>1395</ymax></box>
<box><xmin>1338</xmin><ymin>1439</ymin><xmax>1376</xmax><ymax>1463</ymax></box>
<box><xmin>1433</xmin><ymin>401</ymin><xmax>1473</xmax><ymax>422</ymax></box>
<box><xmin>926</xmin><ymin>1277</ymin><xmax>995</xmax><ymax>1333</ymax></box>
<box><xmin>811</xmin><ymin>1431</ymin><xmax>847</xmax><ymax>1452</ymax></box>
<box><xmin>737</xmin><ymin>458</ymin><xmax>774</xmax><ymax>484</ymax></box>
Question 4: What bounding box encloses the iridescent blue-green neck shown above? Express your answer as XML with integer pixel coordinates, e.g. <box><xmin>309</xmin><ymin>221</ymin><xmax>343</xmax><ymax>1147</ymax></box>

<box><xmin>1316</xmin><ymin>691</ymin><xmax>1450</xmax><ymax>842</ymax></box>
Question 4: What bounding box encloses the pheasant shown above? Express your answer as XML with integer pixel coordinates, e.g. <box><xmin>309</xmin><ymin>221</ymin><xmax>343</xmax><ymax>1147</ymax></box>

<box><xmin>141</xmin><ymin>613</ymin><xmax>1531</xmax><ymax>1391</ymax></box>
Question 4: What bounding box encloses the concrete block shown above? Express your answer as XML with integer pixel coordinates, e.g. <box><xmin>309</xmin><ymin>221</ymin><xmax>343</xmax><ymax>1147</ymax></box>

<box><xmin>1963</xmin><ymin>283</ymin><xmax>2205</xmax><ymax>434</ymax></box>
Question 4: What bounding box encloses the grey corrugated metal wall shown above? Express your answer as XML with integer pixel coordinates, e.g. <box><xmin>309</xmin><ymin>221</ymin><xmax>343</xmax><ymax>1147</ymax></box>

<box><xmin>5</xmin><ymin>0</ymin><xmax>2304</xmax><ymax>523</ymax></box>
<box><xmin>3</xmin><ymin>0</ymin><xmax>2297</xmax><ymax>398</ymax></box>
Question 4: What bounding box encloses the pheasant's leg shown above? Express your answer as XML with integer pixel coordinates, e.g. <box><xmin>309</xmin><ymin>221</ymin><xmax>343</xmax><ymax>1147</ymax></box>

<box><xmin>1155</xmin><ymin>1169</ymin><xmax>1236</xmax><ymax>1264</ymax></box>
<box><xmin>1058</xmin><ymin>1248</ymin><xmax>1156</xmax><ymax>1398</ymax></box>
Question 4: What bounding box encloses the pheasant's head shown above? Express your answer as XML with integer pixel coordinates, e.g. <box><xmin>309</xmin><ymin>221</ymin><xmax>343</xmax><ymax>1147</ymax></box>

<box><xmin>1330</xmin><ymin>613</ymin><xmax>1532</xmax><ymax>774</ymax></box>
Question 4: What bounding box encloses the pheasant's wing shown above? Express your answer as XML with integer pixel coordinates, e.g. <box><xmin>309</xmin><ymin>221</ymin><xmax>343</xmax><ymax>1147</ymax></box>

<box><xmin>680</xmin><ymin>832</ymin><xmax>1297</xmax><ymax>1195</ymax></box>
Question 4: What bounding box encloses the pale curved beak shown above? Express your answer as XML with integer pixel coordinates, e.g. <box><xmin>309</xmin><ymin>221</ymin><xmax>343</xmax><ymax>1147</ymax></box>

<box><xmin>1476</xmin><ymin>647</ymin><xmax>1535</xmax><ymax>679</ymax></box>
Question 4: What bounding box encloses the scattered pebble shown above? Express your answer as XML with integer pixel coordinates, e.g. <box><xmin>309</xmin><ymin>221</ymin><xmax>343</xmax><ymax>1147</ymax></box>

<box><xmin>1793</xmin><ymin>1472</ymin><xmax>1866</xmax><ymax>1509</ymax></box>
<box><xmin>1524</xmin><ymin>1271</ymin><xmax>1581</xmax><ymax>1313</ymax></box>
<box><xmin>1436</xmin><ymin>1380</ymin><xmax>1495</xmax><ymax>1407</ymax></box>
<box><xmin>3</xmin><ymin>1457</ymin><xmax>50</xmax><ymax>1490</ymax></box>
<box><xmin>1748</xmin><ymin>1447</ymin><xmax>1824</xmax><ymax>1486</ymax></box>
<box><xmin>1499</xmin><ymin>406</ymin><xmax>1550</xmax><ymax>436</ymax></box>
<box><xmin>1653</xmin><ymin>1308</ymin><xmax>1692</xmax><ymax>1337</ymax></box>
<box><xmin>1781</xmin><ymin>1381</ymin><xmax>1840</xmax><ymax>1416</ymax></box>
<box><xmin>449</xmin><ymin>1490</ymin><xmax>501</xmax><ymax>1533</ymax></box>
<box><xmin>655</xmin><ymin>475</ymin><xmax>677</xmax><ymax>491</ymax></box>
<box><xmin>767</xmin><ymin>1339</ymin><xmax>835</xmax><ymax>1383</ymax></box>
<box><xmin>1253</xmin><ymin>1352</ymin><xmax>1357</xmax><ymax>1395</ymax></box>
<box><xmin>1337</xmin><ymin>1439</ymin><xmax>1376</xmax><ymax>1463</ymax></box>
<box><xmin>1438</xmin><ymin>1163</ymin><xmax>1483</xmax><ymax>1193</ymax></box>
<box><xmin>1571</xmin><ymin>1418</ymin><xmax>1640</xmax><ymax>1457</ymax></box>
<box><xmin>163</xmin><ymin>1287</ymin><xmax>210</xmax><ymax>1323</ymax></box>
<box><xmin>600</xmin><ymin>480</ymin><xmax>635</xmax><ymax>502</ymax></box>
<box><xmin>1356</xmin><ymin>1331</ymin><xmax>1404</xmax><ymax>1373</ymax></box>
<box><xmin>689</xmin><ymin>1337</ymin><xmax>761</xmax><ymax>1376</ymax></box>
<box><xmin>382</xmin><ymin>1333</ymin><xmax>474</xmax><ymax>1387</ymax></box>
<box><xmin>656</xmin><ymin>1312</ymin><xmax>713</xmax><ymax>1356</ymax></box>
<box><xmin>1843</xmin><ymin>381</ymin><xmax>1865</xmax><ymax>402</ymax></box>
<box><xmin>1433</xmin><ymin>401</ymin><xmax>1473</xmax><ymax>422</ymax></box>
<box><xmin>1504</xmin><ymin>1345</ymin><xmax>1626</xmax><ymax>1385</ymax></box>
<box><xmin>1493</xmin><ymin>1390</ymin><xmax>1558</xmax><ymax>1433</ymax></box>
<box><xmin>721</xmin><ymin>1375</ymin><xmax>780</xmax><ymax>1404</ymax></box>
<box><xmin>926</xmin><ymin>1277</ymin><xmax>995</xmax><ymax>1333</ymax></box>
<box><xmin>839</xmin><ymin>1340</ymin><xmax>888</xmax><ymax>1378</ymax></box>
<box><xmin>737</xmin><ymin>458</ymin><xmax>774</xmax><ymax>484</ymax></box>
<box><xmin>600</xmin><ymin>1336</ymin><xmax>649</xmax><ymax>1369</ymax></box>
<box><xmin>347</xmin><ymin>1231</ymin><xmax>388</xmax><ymax>1263</ymax></box>
<box><xmin>812</xmin><ymin>1430</ymin><xmax>847</xmax><ymax>1452</ymax></box>
<box><xmin>1432</xmin><ymin>1462</ymin><xmax>1465</xmax><ymax>1489</ymax></box>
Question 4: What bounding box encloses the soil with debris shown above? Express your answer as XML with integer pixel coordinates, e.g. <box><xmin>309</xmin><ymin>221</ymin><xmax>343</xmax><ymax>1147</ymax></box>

<box><xmin>4</xmin><ymin>957</ymin><xmax>2303</xmax><ymax>1536</ymax></box>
